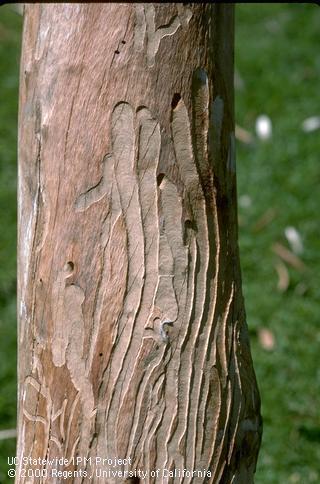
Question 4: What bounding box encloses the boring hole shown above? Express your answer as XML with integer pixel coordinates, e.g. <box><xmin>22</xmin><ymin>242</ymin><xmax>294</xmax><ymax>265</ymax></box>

<box><xmin>184</xmin><ymin>219</ymin><xmax>198</xmax><ymax>232</ymax></box>
<box><xmin>99</xmin><ymin>353</ymin><xmax>103</xmax><ymax>357</ymax></box>
<box><xmin>121</xmin><ymin>40</ymin><xmax>126</xmax><ymax>44</ymax></box>
<box><xmin>171</xmin><ymin>93</ymin><xmax>181</xmax><ymax>109</ymax></box>
<box><xmin>64</xmin><ymin>261</ymin><xmax>74</xmax><ymax>275</ymax></box>
<box><xmin>185</xmin><ymin>219</ymin><xmax>196</xmax><ymax>230</ymax></box>
<box><xmin>157</xmin><ymin>173</ymin><xmax>165</xmax><ymax>187</ymax></box>
<box><xmin>114</xmin><ymin>49</ymin><xmax>120</xmax><ymax>55</ymax></box>
<box><xmin>184</xmin><ymin>219</ymin><xmax>197</xmax><ymax>244</ymax></box>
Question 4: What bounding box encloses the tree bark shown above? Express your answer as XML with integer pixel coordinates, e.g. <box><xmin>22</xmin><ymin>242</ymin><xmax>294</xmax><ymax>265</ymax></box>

<box><xmin>17</xmin><ymin>4</ymin><xmax>262</xmax><ymax>483</ymax></box>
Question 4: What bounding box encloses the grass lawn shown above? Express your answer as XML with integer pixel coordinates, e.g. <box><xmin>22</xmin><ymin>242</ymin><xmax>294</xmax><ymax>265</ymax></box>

<box><xmin>236</xmin><ymin>4</ymin><xmax>320</xmax><ymax>483</ymax></box>
<box><xmin>0</xmin><ymin>4</ymin><xmax>319</xmax><ymax>483</ymax></box>
<box><xmin>0</xmin><ymin>5</ymin><xmax>21</xmax><ymax>483</ymax></box>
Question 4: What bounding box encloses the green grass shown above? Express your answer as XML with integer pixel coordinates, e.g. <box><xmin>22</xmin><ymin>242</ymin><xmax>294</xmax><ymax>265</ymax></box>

<box><xmin>0</xmin><ymin>5</ymin><xmax>22</xmax><ymax>483</ymax></box>
<box><xmin>0</xmin><ymin>4</ymin><xmax>319</xmax><ymax>483</ymax></box>
<box><xmin>236</xmin><ymin>4</ymin><xmax>320</xmax><ymax>483</ymax></box>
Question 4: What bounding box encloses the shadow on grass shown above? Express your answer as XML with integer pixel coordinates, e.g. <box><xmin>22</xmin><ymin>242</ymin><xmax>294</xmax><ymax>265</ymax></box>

<box><xmin>298</xmin><ymin>425</ymin><xmax>320</xmax><ymax>443</ymax></box>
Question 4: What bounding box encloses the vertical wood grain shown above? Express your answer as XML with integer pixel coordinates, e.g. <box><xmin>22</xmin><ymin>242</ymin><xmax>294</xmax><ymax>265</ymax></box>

<box><xmin>17</xmin><ymin>4</ymin><xmax>261</xmax><ymax>483</ymax></box>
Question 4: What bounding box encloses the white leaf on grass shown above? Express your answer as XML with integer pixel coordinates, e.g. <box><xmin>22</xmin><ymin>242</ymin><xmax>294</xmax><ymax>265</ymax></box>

<box><xmin>255</xmin><ymin>114</ymin><xmax>272</xmax><ymax>140</ymax></box>
<box><xmin>301</xmin><ymin>116</ymin><xmax>320</xmax><ymax>133</ymax></box>
<box><xmin>239</xmin><ymin>194</ymin><xmax>252</xmax><ymax>208</ymax></box>
<box><xmin>284</xmin><ymin>226</ymin><xmax>303</xmax><ymax>255</ymax></box>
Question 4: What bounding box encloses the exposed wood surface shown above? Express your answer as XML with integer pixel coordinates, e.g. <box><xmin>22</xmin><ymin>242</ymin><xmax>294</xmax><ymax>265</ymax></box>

<box><xmin>17</xmin><ymin>4</ymin><xmax>262</xmax><ymax>483</ymax></box>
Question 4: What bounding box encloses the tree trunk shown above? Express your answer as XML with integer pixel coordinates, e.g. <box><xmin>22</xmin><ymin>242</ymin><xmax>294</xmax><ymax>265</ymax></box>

<box><xmin>17</xmin><ymin>4</ymin><xmax>261</xmax><ymax>483</ymax></box>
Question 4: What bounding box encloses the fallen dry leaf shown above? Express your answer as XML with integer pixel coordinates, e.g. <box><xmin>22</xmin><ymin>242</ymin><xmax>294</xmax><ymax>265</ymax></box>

<box><xmin>258</xmin><ymin>328</ymin><xmax>275</xmax><ymax>351</ymax></box>
<box><xmin>0</xmin><ymin>428</ymin><xmax>17</xmax><ymax>441</ymax></box>
<box><xmin>253</xmin><ymin>208</ymin><xmax>276</xmax><ymax>232</ymax></box>
<box><xmin>235</xmin><ymin>124</ymin><xmax>254</xmax><ymax>144</ymax></box>
<box><xmin>272</xmin><ymin>242</ymin><xmax>306</xmax><ymax>272</ymax></box>
<box><xmin>275</xmin><ymin>259</ymin><xmax>290</xmax><ymax>292</ymax></box>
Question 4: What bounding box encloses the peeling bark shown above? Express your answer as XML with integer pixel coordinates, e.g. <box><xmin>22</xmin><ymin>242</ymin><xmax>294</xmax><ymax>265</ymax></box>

<box><xmin>17</xmin><ymin>4</ymin><xmax>262</xmax><ymax>483</ymax></box>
